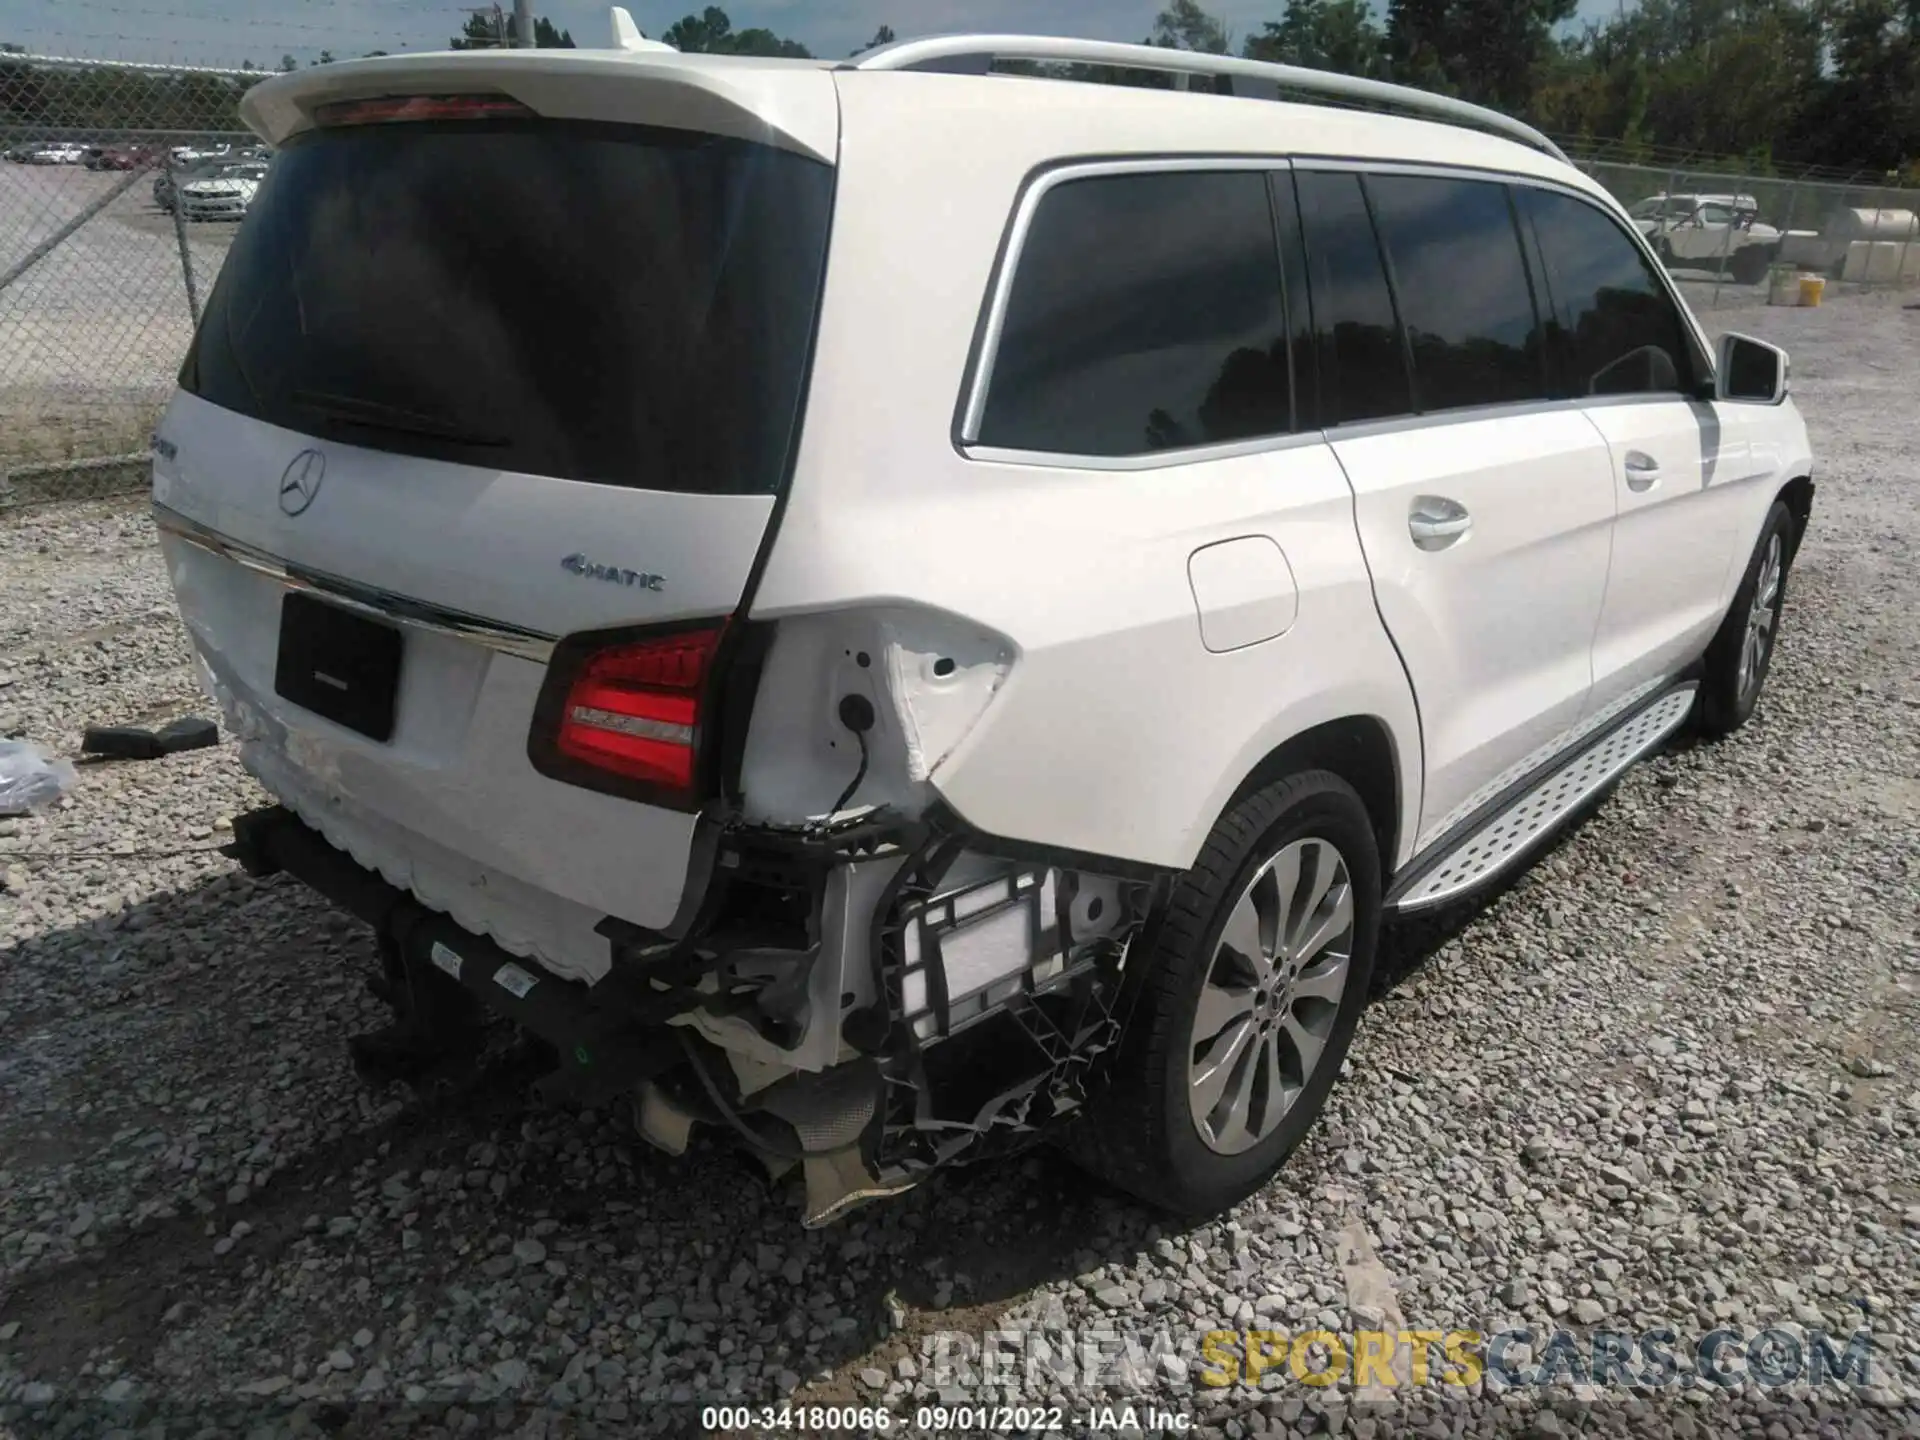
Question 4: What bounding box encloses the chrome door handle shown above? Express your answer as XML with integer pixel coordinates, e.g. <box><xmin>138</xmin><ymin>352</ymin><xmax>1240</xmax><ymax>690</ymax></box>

<box><xmin>1624</xmin><ymin>451</ymin><xmax>1663</xmax><ymax>491</ymax></box>
<box><xmin>1408</xmin><ymin>497</ymin><xmax>1471</xmax><ymax>551</ymax></box>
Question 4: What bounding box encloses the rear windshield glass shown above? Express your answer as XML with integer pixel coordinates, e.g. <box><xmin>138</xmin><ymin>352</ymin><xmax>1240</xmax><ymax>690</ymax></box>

<box><xmin>180</xmin><ymin>118</ymin><xmax>834</xmax><ymax>495</ymax></box>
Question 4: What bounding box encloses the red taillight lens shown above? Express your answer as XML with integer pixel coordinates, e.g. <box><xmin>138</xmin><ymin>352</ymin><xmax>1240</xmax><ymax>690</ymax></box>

<box><xmin>554</xmin><ymin>625</ymin><xmax>725</xmax><ymax>794</ymax></box>
<box><xmin>313</xmin><ymin>95</ymin><xmax>534</xmax><ymax>128</ymax></box>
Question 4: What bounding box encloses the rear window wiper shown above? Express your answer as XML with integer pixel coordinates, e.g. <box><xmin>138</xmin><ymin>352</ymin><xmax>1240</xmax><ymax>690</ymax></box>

<box><xmin>292</xmin><ymin>390</ymin><xmax>508</xmax><ymax>447</ymax></box>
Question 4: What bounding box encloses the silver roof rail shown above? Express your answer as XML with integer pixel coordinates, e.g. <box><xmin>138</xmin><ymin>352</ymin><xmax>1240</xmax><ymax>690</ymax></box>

<box><xmin>853</xmin><ymin>34</ymin><xmax>1569</xmax><ymax>165</ymax></box>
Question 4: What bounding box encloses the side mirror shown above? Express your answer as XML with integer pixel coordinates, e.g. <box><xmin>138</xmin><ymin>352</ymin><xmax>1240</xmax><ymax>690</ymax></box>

<box><xmin>1717</xmin><ymin>333</ymin><xmax>1789</xmax><ymax>404</ymax></box>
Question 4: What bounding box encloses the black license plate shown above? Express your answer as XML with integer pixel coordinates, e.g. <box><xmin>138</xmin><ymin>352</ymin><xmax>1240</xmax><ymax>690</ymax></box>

<box><xmin>273</xmin><ymin>591</ymin><xmax>403</xmax><ymax>742</ymax></box>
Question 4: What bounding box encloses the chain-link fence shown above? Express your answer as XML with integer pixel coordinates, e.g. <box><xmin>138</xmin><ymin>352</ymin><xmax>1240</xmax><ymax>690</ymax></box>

<box><xmin>0</xmin><ymin>52</ymin><xmax>260</xmax><ymax>501</ymax></box>
<box><xmin>1574</xmin><ymin>157</ymin><xmax>1920</xmax><ymax>308</ymax></box>
<box><xmin>3</xmin><ymin>50</ymin><xmax>1919</xmax><ymax>501</ymax></box>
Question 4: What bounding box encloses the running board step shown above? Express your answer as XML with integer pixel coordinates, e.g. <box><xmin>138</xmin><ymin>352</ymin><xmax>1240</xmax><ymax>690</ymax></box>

<box><xmin>1388</xmin><ymin>683</ymin><xmax>1698</xmax><ymax>914</ymax></box>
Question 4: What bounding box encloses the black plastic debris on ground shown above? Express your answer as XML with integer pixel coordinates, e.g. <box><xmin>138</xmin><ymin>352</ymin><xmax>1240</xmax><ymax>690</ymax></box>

<box><xmin>81</xmin><ymin>716</ymin><xmax>220</xmax><ymax>761</ymax></box>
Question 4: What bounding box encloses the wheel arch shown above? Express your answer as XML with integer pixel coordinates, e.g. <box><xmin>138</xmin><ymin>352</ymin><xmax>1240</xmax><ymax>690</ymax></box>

<box><xmin>1224</xmin><ymin>715</ymin><xmax>1403</xmax><ymax>881</ymax></box>
<box><xmin>1777</xmin><ymin>473</ymin><xmax>1814</xmax><ymax>561</ymax></box>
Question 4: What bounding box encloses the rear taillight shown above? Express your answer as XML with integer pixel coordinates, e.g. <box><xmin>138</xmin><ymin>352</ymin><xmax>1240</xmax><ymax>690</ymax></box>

<box><xmin>549</xmin><ymin>623</ymin><xmax>726</xmax><ymax>798</ymax></box>
<box><xmin>313</xmin><ymin>94</ymin><xmax>534</xmax><ymax>128</ymax></box>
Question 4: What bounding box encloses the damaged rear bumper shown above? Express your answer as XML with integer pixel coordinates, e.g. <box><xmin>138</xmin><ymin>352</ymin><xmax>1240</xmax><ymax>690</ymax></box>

<box><xmin>228</xmin><ymin>800</ymin><xmax>1165</xmax><ymax>1222</ymax></box>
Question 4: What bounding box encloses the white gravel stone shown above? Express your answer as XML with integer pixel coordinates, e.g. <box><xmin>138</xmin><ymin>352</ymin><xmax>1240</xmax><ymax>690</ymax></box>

<box><xmin>0</xmin><ymin>290</ymin><xmax>1917</xmax><ymax>1433</ymax></box>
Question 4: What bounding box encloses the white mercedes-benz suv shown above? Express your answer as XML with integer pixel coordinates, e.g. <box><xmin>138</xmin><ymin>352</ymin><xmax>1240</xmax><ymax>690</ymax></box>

<box><xmin>150</xmin><ymin>23</ymin><xmax>1814</xmax><ymax>1224</ymax></box>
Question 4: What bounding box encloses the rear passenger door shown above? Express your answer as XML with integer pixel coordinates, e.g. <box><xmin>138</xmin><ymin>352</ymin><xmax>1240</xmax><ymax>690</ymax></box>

<box><xmin>944</xmin><ymin>162</ymin><xmax>1415</xmax><ymax>869</ymax></box>
<box><xmin>1517</xmin><ymin>186</ymin><xmax>1741</xmax><ymax>712</ymax></box>
<box><xmin>1302</xmin><ymin>168</ymin><xmax>1619</xmax><ymax>853</ymax></box>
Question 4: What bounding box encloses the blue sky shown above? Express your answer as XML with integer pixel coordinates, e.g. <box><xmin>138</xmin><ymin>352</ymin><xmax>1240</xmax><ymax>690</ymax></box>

<box><xmin>1</xmin><ymin>0</ymin><xmax>1619</xmax><ymax>70</ymax></box>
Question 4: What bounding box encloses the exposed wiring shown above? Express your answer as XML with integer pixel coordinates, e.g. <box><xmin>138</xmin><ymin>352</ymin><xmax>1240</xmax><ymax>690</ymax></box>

<box><xmin>673</xmin><ymin>1028</ymin><xmax>846</xmax><ymax>1162</ymax></box>
<box><xmin>815</xmin><ymin>726</ymin><xmax>870</xmax><ymax>833</ymax></box>
<box><xmin>804</xmin><ymin>691</ymin><xmax>875</xmax><ymax>837</ymax></box>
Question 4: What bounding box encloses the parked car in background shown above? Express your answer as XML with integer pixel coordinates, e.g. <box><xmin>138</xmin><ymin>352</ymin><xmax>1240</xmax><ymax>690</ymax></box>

<box><xmin>178</xmin><ymin>161</ymin><xmax>268</xmax><ymax>221</ymax></box>
<box><xmin>154</xmin><ymin>158</ymin><xmax>221</xmax><ymax>212</ymax></box>
<box><xmin>169</xmin><ymin>143</ymin><xmax>232</xmax><ymax>166</ymax></box>
<box><xmin>22</xmin><ymin>143</ymin><xmax>87</xmax><ymax>166</ymax></box>
<box><xmin>85</xmin><ymin>143</ymin><xmax>157</xmax><ymax>171</ymax></box>
<box><xmin>1629</xmin><ymin>192</ymin><xmax>1780</xmax><ymax>282</ymax></box>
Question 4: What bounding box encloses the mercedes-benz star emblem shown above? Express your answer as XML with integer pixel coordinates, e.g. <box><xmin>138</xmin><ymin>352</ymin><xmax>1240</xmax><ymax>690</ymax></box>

<box><xmin>278</xmin><ymin>449</ymin><xmax>326</xmax><ymax>517</ymax></box>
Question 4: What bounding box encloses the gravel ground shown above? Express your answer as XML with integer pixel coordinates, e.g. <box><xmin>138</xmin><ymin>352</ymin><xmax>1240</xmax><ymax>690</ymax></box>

<box><xmin>0</xmin><ymin>288</ymin><xmax>1916</xmax><ymax>1439</ymax></box>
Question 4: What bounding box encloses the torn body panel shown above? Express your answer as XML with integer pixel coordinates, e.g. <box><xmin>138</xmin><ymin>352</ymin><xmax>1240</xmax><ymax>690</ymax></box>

<box><xmin>600</xmin><ymin>798</ymin><xmax>1159</xmax><ymax>1220</ymax></box>
<box><xmin>698</xmin><ymin>604</ymin><xmax>1148</xmax><ymax>1206</ymax></box>
<box><xmin>255</xmin><ymin>596</ymin><xmax>1140</xmax><ymax>1222</ymax></box>
<box><xmin>735</xmin><ymin>607</ymin><xmax>1013</xmax><ymax>825</ymax></box>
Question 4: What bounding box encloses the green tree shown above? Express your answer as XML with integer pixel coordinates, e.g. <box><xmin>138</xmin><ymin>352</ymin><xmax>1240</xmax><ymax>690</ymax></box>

<box><xmin>0</xmin><ymin>57</ymin><xmax>265</xmax><ymax>133</ymax></box>
<box><xmin>1534</xmin><ymin>0</ymin><xmax>1831</xmax><ymax>164</ymax></box>
<box><xmin>451</xmin><ymin>11</ymin><xmax>505</xmax><ymax>48</ymax></box>
<box><xmin>1244</xmin><ymin>0</ymin><xmax>1387</xmax><ymax>76</ymax></box>
<box><xmin>278</xmin><ymin>54</ymin><xmax>297</xmax><ymax>72</ymax></box>
<box><xmin>450</xmin><ymin>11</ymin><xmax>570</xmax><ymax>48</ymax></box>
<box><xmin>1385</xmin><ymin>0</ymin><xmax>1578</xmax><ymax>111</ymax></box>
<box><xmin>850</xmin><ymin>24</ymin><xmax>895</xmax><ymax>56</ymax></box>
<box><xmin>1148</xmin><ymin>0</ymin><xmax>1232</xmax><ymax>51</ymax></box>
<box><xmin>663</xmin><ymin>6</ymin><xmax>730</xmax><ymax>51</ymax></box>
<box><xmin>662</xmin><ymin>6</ymin><xmax>811</xmax><ymax>56</ymax></box>
<box><xmin>1790</xmin><ymin>0</ymin><xmax>1919</xmax><ymax>169</ymax></box>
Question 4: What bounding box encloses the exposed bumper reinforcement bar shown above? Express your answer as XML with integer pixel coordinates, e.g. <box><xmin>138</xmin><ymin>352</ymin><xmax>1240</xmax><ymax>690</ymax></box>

<box><xmin>226</xmin><ymin>803</ymin><xmax>667</xmax><ymax>1101</ymax></box>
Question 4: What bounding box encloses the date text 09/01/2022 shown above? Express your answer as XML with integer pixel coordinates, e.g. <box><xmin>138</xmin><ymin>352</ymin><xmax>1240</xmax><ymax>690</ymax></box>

<box><xmin>701</xmin><ymin>1403</ymin><xmax>1194</xmax><ymax>1432</ymax></box>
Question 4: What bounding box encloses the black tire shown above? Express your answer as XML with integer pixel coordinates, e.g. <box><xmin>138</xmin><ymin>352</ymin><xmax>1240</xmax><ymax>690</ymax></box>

<box><xmin>1730</xmin><ymin>245</ymin><xmax>1772</xmax><ymax>285</ymax></box>
<box><xmin>1068</xmin><ymin>770</ymin><xmax>1381</xmax><ymax>1216</ymax></box>
<box><xmin>1696</xmin><ymin>500</ymin><xmax>1796</xmax><ymax>737</ymax></box>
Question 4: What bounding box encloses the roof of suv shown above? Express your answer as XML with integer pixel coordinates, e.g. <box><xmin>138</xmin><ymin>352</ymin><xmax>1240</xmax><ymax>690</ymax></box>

<box><xmin>237</xmin><ymin>37</ymin><xmax>1597</xmax><ymax>197</ymax></box>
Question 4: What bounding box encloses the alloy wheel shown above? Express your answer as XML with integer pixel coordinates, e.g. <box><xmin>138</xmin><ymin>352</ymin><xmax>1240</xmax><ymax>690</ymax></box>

<box><xmin>1187</xmin><ymin>836</ymin><xmax>1356</xmax><ymax>1156</ymax></box>
<box><xmin>1738</xmin><ymin>532</ymin><xmax>1783</xmax><ymax>700</ymax></box>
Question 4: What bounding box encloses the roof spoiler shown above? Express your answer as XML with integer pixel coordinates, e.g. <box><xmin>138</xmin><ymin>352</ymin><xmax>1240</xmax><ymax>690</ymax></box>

<box><xmin>235</xmin><ymin>46</ymin><xmax>836</xmax><ymax>163</ymax></box>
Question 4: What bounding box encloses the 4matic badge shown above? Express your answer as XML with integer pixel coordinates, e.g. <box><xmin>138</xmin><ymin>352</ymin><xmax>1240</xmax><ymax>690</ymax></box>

<box><xmin>560</xmin><ymin>553</ymin><xmax>665</xmax><ymax>591</ymax></box>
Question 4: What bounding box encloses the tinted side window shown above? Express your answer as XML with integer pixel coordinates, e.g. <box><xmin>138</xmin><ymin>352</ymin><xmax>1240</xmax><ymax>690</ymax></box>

<box><xmin>1521</xmin><ymin>188</ymin><xmax>1696</xmax><ymax>398</ymax></box>
<box><xmin>1365</xmin><ymin>174</ymin><xmax>1548</xmax><ymax>413</ymax></box>
<box><xmin>1294</xmin><ymin>170</ymin><xmax>1411</xmax><ymax>425</ymax></box>
<box><xmin>977</xmin><ymin>171</ymin><xmax>1290</xmax><ymax>456</ymax></box>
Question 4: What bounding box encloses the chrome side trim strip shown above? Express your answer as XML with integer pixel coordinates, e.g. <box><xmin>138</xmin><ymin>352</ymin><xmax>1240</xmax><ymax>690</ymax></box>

<box><xmin>962</xmin><ymin>429</ymin><xmax>1327</xmax><ymax>473</ymax></box>
<box><xmin>151</xmin><ymin>503</ymin><xmax>557</xmax><ymax>663</ymax></box>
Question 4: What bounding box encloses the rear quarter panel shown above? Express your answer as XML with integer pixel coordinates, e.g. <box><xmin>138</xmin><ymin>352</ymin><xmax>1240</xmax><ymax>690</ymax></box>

<box><xmin>751</xmin><ymin>75</ymin><xmax>1427</xmax><ymax>872</ymax></box>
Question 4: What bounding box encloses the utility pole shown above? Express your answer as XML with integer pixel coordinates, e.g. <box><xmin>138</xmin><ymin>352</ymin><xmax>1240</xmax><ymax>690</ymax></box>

<box><xmin>513</xmin><ymin>0</ymin><xmax>534</xmax><ymax>47</ymax></box>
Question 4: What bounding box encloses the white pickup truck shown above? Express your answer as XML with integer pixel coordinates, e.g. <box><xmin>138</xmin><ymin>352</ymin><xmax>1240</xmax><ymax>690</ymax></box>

<box><xmin>1629</xmin><ymin>193</ymin><xmax>1781</xmax><ymax>283</ymax></box>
